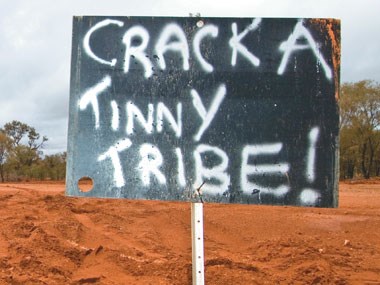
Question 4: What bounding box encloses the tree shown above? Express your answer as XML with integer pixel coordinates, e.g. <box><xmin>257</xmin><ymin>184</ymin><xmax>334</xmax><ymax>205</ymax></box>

<box><xmin>3</xmin><ymin>121</ymin><xmax>29</xmax><ymax>147</ymax></box>
<box><xmin>340</xmin><ymin>127</ymin><xmax>358</xmax><ymax>179</ymax></box>
<box><xmin>3</xmin><ymin>120</ymin><xmax>48</xmax><ymax>150</ymax></box>
<box><xmin>0</xmin><ymin>121</ymin><xmax>68</xmax><ymax>182</ymax></box>
<box><xmin>0</xmin><ymin>131</ymin><xmax>12</xmax><ymax>182</ymax></box>
<box><xmin>42</xmin><ymin>152</ymin><xmax>67</xmax><ymax>180</ymax></box>
<box><xmin>340</xmin><ymin>80</ymin><xmax>380</xmax><ymax>179</ymax></box>
<box><xmin>1</xmin><ymin>121</ymin><xmax>48</xmax><ymax>181</ymax></box>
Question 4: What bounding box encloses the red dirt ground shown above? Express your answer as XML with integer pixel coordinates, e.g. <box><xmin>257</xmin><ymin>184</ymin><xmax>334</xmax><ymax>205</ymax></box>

<box><xmin>0</xmin><ymin>181</ymin><xmax>379</xmax><ymax>284</ymax></box>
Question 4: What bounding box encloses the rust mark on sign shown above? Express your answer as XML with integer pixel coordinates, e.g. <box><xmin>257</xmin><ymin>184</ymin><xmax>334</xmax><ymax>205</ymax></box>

<box><xmin>308</xmin><ymin>19</ymin><xmax>341</xmax><ymax>101</ymax></box>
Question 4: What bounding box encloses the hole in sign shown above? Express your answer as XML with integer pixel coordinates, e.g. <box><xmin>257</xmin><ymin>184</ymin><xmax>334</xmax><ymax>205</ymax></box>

<box><xmin>78</xmin><ymin>176</ymin><xmax>94</xmax><ymax>193</ymax></box>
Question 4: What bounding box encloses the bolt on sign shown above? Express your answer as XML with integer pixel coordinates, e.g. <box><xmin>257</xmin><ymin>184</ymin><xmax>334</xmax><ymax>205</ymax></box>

<box><xmin>66</xmin><ymin>16</ymin><xmax>340</xmax><ymax>207</ymax></box>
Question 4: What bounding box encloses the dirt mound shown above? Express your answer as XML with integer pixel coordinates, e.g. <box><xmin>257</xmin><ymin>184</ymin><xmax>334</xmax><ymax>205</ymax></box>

<box><xmin>0</xmin><ymin>182</ymin><xmax>379</xmax><ymax>284</ymax></box>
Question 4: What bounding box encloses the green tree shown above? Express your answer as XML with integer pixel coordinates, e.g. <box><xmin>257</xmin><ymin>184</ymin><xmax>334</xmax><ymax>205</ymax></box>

<box><xmin>42</xmin><ymin>152</ymin><xmax>67</xmax><ymax>180</ymax></box>
<box><xmin>340</xmin><ymin>80</ymin><xmax>380</xmax><ymax>179</ymax></box>
<box><xmin>1</xmin><ymin>121</ymin><xmax>48</xmax><ymax>181</ymax></box>
<box><xmin>0</xmin><ymin>131</ymin><xmax>12</xmax><ymax>182</ymax></box>
<box><xmin>3</xmin><ymin>120</ymin><xmax>47</xmax><ymax>149</ymax></box>
<box><xmin>340</xmin><ymin>127</ymin><xmax>358</xmax><ymax>179</ymax></box>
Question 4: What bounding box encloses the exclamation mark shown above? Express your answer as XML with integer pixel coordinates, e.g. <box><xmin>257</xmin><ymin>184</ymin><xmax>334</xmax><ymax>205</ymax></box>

<box><xmin>300</xmin><ymin>127</ymin><xmax>320</xmax><ymax>206</ymax></box>
<box><xmin>306</xmin><ymin>127</ymin><xmax>319</xmax><ymax>182</ymax></box>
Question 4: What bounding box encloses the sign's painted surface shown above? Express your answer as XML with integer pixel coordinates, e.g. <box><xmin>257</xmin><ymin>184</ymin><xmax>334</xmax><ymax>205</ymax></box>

<box><xmin>66</xmin><ymin>16</ymin><xmax>340</xmax><ymax>207</ymax></box>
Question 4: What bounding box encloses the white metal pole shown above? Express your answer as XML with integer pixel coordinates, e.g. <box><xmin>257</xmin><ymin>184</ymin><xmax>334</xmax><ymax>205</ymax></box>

<box><xmin>191</xmin><ymin>202</ymin><xmax>205</xmax><ymax>285</ymax></box>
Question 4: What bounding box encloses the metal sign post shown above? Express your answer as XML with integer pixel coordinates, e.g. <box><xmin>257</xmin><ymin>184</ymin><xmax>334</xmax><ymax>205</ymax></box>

<box><xmin>191</xmin><ymin>202</ymin><xmax>204</xmax><ymax>285</ymax></box>
<box><xmin>191</xmin><ymin>182</ymin><xmax>206</xmax><ymax>284</ymax></box>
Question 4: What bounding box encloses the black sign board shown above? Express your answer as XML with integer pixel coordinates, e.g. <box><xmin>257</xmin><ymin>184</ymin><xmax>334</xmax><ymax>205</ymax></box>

<box><xmin>66</xmin><ymin>16</ymin><xmax>340</xmax><ymax>207</ymax></box>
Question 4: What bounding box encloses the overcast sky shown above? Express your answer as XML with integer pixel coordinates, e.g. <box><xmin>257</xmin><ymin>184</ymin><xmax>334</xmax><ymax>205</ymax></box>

<box><xmin>0</xmin><ymin>0</ymin><xmax>379</xmax><ymax>155</ymax></box>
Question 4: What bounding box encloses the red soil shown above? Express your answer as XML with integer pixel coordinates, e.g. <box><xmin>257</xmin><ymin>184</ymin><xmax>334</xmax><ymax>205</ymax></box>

<box><xmin>0</xmin><ymin>181</ymin><xmax>379</xmax><ymax>284</ymax></box>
